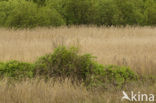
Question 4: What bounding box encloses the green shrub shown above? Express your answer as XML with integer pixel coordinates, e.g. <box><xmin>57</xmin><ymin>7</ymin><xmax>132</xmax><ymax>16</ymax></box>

<box><xmin>0</xmin><ymin>61</ymin><xmax>34</xmax><ymax>79</ymax></box>
<box><xmin>0</xmin><ymin>62</ymin><xmax>5</xmax><ymax>76</ymax></box>
<box><xmin>104</xmin><ymin>65</ymin><xmax>137</xmax><ymax>85</ymax></box>
<box><xmin>0</xmin><ymin>46</ymin><xmax>138</xmax><ymax>88</ymax></box>
<box><xmin>34</xmin><ymin>46</ymin><xmax>137</xmax><ymax>87</ymax></box>
<box><xmin>90</xmin><ymin>65</ymin><xmax>138</xmax><ymax>88</ymax></box>
<box><xmin>34</xmin><ymin>46</ymin><xmax>98</xmax><ymax>82</ymax></box>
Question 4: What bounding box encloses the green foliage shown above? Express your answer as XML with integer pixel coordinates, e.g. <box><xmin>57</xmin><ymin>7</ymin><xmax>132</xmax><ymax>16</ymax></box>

<box><xmin>45</xmin><ymin>0</ymin><xmax>68</xmax><ymax>23</ymax></box>
<box><xmin>32</xmin><ymin>0</ymin><xmax>46</xmax><ymax>6</ymax></box>
<box><xmin>0</xmin><ymin>0</ymin><xmax>156</xmax><ymax>27</ymax></box>
<box><xmin>96</xmin><ymin>0</ymin><xmax>119</xmax><ymax>26</ymax></box>
<box><xmin>34</xmin><ymin>46</ymin><xmax>98</xmax><ymax>82</ymax></box>
<box><xmin>104</xmin><ymin>65</ymin><xmax>137</xmax><ymax>85</ymax></box>
<box><xmin>46</xmin><ymin>0</ymin><xmax>97</xmax><ymax>25</ymax></box>
<box><xmin>0</xmin><ymin>62</ymin><xmax>5</xmax><ymax>76</ymax></box>
<box><xmin>89</xmin><ymin>65</ymin><xmax>138</xmax><ymax>88</ymax></box>
<box><xmin>0</xmin><ymin>46</ymin><xmax>138</xmax><ymax>88</ymax></box>
<box><xmin>34</xmin><ymin>46</ymin><xmax>137</xmax><ymax>87</ymax></box>
<box><xmin>0</xmin><ymin>1</ymin><xmax>15</xmax><ymax>26</ymax></box>
<box><xmin>114</xmin><ymin>0</ymin><xmax>145</xmax><ymax>25</ymax></box>
<box><xmin>5</xmin><ymin>0</ymin><xmax>39</xmax><ymax>28</ymax></box>
<box><xmin>0</xmin><ymin>0</ymin><xmax>65</xmax><ymax>28</ymax></box>
<box><xmin>63</xmin><ymin>0</ymin><xmax>97</xmax><ymax>25</ymax></box>
<box><xmin>144</xmin><ymin>0</ymin><xmax>156</xmax><ymax>25</ymax></box>
<box><xmin>0</xmin><ymin>61</ymin><xmax>34</xmax><ymax>79</ymax></box>
<box><xmin>37</xmin><ymin>7</ymin><xmax>65</xmax><ymax>27</ymax></box>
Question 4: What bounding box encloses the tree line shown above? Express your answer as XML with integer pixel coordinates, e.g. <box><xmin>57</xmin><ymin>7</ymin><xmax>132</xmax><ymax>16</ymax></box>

<box><xmin>0</xmin><ymin>0</ymin><xmax>156</xmax><ymax>28</ymax></box>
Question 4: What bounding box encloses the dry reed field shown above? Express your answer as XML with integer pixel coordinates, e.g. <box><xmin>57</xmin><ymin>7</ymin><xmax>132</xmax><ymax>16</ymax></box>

<box><xmin>0</xmin><ymin>26</ymin><xmax>156</xmax><ymax>74</ymax></box>
<box><xmin>0</xmin><ymin>26</ymin><xmax>156</xmax><ymax>103</ymax></box>
<box><xmin>0</xmin><ymin>78</ymin><xmax>156</xmax><ymax>103</ymax></box>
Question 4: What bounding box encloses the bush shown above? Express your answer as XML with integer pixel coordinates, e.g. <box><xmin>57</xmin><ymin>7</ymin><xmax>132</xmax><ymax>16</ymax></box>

<box><xmin>34</xmin><ymin>46</ymin><xmax>99</xmax><ymax>82</ymax></box>
<box><xmin>0</xmin><ymin>46</ymin><xmax>138</xmax><ymax>88</ymax></box>
<box><xmin>34</xmin><ymin>46</ymin><xmax>137</xmax><ymax>87</ymax></box>
<box><xmin>0</xmin><ymin>61</ymin><xmax>34</xmax><ymax>79</ymax></box>
<box><xmin>0</xmin><ymin>62</ymin><xmax>5</xmax><ymax>76</ymax></box>
<box><xmin>89</xmin><ymin>65</ymin><xmax>137</xmax><ymax>88</ymax></box>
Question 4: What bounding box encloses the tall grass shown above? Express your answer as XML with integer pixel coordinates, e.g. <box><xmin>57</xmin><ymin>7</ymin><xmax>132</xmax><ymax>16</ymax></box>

<box><xmin>0</xmin><ymin>78</ymin><xmax>155</xmax><ymax>103</ymax></box>
<box><xmin>0</xmin><ymin>26</ymin><xmax>155</xmax><ymax>75</ymax></box>
<box><xmin>0</xmin><ymin>26</ymin><xmax>156</xmax><ymax>102</ymax></box>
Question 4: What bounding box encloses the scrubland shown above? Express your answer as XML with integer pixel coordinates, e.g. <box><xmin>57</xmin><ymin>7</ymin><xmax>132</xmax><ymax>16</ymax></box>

<box><xmin>0</xmin><ymin>26</ymin><xmax>156</xmax><ymax>103</ymax></box>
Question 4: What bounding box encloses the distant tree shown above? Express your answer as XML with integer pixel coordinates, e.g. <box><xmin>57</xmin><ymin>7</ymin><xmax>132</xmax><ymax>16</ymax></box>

<box><xmin>114</xmin><ymin>0</ymin><xmax>145</xmax><ymax>25</ymax></box>
<box><xmin>63</xmin><ymin>0</ymin><xmax>97</xmax><ymax>25</ymax></box>
<box><xmin>96</xmin><ymin>0</ymin><xmax>119</xmax><ymax>26</ymax></box>
<box><xmin>144</xmin><ymin>0</ymin><xmax>156</xmax><ymax>25</ymax></box>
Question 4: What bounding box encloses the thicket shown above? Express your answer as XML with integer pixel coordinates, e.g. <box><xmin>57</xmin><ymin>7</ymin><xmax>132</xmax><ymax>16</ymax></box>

<box><xmin>0</xmin><ymin>46</ymin><xmax>137</xmax><ymax>88</ymax></box>
<box><xmin>0</xmin><ymin>0</ymin><xmax>156</xmax><ymax>28</ymax></box>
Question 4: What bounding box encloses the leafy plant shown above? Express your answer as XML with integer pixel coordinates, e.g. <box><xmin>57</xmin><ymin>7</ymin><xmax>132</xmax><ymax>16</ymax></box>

<box><xmin>34</xmin><ymin>46</ymin><xmax>98</xmax><ymax>82</ymax></box>
<box><xmin>34</xmin><ymin>46</ymin><xmax>138</xmax><ymax>88</ymax></box>
<box><xmin>0</xmin><ymin>61</ymin><xmax>34</xmax><ymax>79</ymax></box>
<box><xmin>89</xmin><ymin>65</ymin><xmax>138</xmax><ymax>88</ymax></box>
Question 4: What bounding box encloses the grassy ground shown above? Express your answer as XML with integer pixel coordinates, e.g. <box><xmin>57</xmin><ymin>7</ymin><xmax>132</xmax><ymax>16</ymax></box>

<box><xmin>0</xmin><ymin>26</ymin><xmax>156</xmax><ymax>103</ymax></box>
